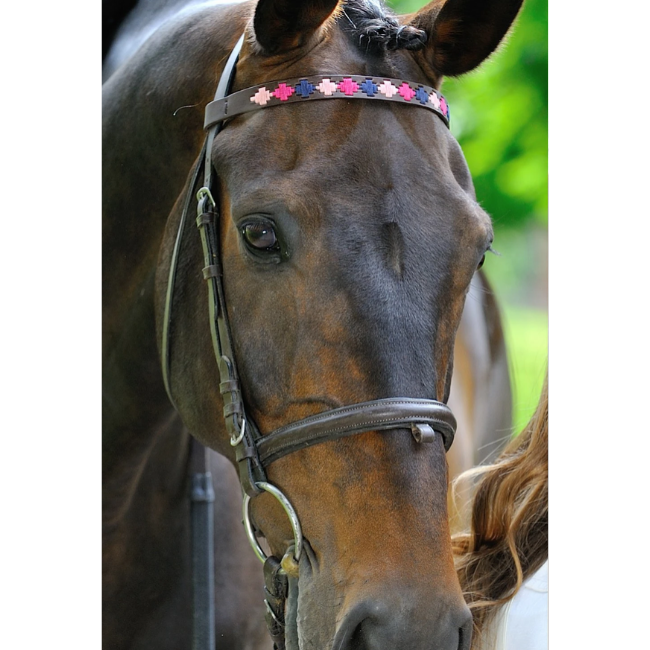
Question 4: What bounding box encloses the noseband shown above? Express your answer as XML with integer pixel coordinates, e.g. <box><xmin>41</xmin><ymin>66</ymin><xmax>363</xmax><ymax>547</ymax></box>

<box><xmin>162</xmin><ymin>33</ymin><xmax>457</xmax><ymax>649</ymax></box>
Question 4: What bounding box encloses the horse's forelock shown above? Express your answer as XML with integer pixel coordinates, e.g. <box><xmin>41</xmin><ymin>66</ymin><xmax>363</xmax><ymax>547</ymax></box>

<box><xmin>339</xmin><ymin>0</ymin><xmax>428</xmax><ymax>54</ymax></box>
<box><xmin>246</xmin><ymin>0</ymin><xmax>428</xmax><ymax>63</ymax></box>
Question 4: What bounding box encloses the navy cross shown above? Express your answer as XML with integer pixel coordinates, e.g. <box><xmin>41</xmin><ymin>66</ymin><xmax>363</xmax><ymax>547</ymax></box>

<box><xmin>295</xmin><ymin>79</ymin><xmax>315</xmax><ymax>97</ymax></box>
<box><xmin>415</xmin><ymin>86</ymin><xmax>429</xmax><ymax>105</ymax></box>
<box><xmin>360</xmin><ymin>78</ymin><xmax>379</xmax><ymax>97</ymax></box>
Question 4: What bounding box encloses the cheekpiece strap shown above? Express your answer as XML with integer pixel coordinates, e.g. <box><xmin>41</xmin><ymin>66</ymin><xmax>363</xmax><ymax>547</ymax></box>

<box><xmin>204</xmin><ymin>75</ymin><xmax>450</xmax><ymax>130</ymax></box>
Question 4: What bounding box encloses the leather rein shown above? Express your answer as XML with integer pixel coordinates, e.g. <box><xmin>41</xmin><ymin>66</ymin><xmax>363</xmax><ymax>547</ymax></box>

<box><xmin>161</xmin><ymin>34</ymin><xmax>458</xmax><ymax>650</ymax></box>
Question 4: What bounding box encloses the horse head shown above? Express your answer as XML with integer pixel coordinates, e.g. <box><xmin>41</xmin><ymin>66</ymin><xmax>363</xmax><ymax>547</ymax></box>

<box><xmin>155</xmin><ymin>1</ymin><xmax>523</xmax><ymax>648</ymax></box>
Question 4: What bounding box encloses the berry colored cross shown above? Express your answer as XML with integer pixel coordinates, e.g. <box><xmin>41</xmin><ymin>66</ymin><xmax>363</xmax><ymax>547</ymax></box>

<box><xmin>273</xmin><ymin>83</ymin><xmax>295</xmax><ymax>101</ymax></box>
<box><xmin>398</xmin><ymin>83</ymin><xmax>416</xmax><ymax>101</ymax></box>
<box><xmin>339</xmin><ymin>78</ymin><xmax>360</xmax><ymax>96</ymax></box>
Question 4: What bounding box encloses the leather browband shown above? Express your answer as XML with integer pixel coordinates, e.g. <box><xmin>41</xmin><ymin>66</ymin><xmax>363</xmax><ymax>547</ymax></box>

<box><xmin>257</xmin><ymin>398</ymin><xmax>457</xmax><ymax>466</ymax></box>
<box><xmin>204</xmin><ymin>75</ymin><xmax>450</xmax><ymax>130</ymax></box>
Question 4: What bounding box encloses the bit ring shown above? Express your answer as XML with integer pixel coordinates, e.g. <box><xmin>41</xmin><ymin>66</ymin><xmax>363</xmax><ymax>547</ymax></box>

<box><xmin>242</xmin><ymin>482</ymin><xmax>303</xmax><ymax>569</ymax></box>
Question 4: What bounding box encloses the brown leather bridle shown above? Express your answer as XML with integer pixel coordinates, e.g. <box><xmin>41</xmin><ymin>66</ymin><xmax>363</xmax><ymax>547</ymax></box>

<box><xmin>161</xmin><ymin>33</ymin><xmax>458</xmax><ymax>650</ymax></box>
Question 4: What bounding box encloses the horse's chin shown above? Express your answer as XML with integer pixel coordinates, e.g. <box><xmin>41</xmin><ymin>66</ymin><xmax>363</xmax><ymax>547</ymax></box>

<box><xmin>284</xmin><ymin>575</ymin><xmax>301</xmax><ymax>650</ymax></box>
<box><xmin>285</xmin><ymin>551</ymin><xmax>339</xmax><ymax>650</ymax></box>
<box><xmin>290</xmin><ymin>577</ymin><xmax>333</xmax><ymax>650</ymax></box>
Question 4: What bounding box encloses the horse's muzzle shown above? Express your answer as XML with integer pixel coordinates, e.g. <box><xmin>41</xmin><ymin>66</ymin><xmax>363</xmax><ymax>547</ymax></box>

<box><xmin>330</xmin><ymin>597</ymin><xmax>472</xmax><ymax>650</ymax></box>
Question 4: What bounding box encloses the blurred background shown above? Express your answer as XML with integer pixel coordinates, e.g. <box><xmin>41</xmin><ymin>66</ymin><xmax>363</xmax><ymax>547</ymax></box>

<box><xmin>389</xmin><ymin>0</ymin><xmax>548</xmax><ymax>434</ymax></box>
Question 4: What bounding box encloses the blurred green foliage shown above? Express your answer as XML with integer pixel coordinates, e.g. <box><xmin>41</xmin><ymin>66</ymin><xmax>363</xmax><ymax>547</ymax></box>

<box><xmin>387</xmin><ymin>0</ymin><xmax>548</xmax><ymax>229</ymax></box>
<box><xmin>502</xmin><ymin>305</ymin><xmax>548</xmax><ymax>432</ymax></box>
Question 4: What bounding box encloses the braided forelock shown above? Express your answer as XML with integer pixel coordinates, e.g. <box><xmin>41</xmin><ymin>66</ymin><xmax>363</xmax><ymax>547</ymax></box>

<box><xmin>339</xmin><ymin>0</ymin><xmax>428</xmax><ymax>54</ymax></box>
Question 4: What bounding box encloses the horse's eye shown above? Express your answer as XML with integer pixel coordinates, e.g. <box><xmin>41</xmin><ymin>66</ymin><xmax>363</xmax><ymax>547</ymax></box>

<box><xmin>477</xmin><ymin>254</ymin><xmax>486</xmax><ymax>270</ymax></box>
<box><xmin>242</xmin><ymin>222</ymin><xmax>278</xmax><ymax>250</ymax></box>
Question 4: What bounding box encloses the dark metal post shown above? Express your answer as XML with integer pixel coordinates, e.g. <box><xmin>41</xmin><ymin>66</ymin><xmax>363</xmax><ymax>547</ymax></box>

<box><xmin>191</xmin><ymin>453</ymin><xmax>216</xmax><ymax>650</ymax></box>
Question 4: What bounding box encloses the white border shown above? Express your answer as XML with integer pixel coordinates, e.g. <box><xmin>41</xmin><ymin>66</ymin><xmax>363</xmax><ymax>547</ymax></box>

<box><xmin>1</xmin><ymin>1</ymin><xmax>100</xmax><ymax>647</ymax></box>
<box><xmin>3</xmin><ymin>1</ymin><xmax>648</xmax><ymax>647</ymax></box>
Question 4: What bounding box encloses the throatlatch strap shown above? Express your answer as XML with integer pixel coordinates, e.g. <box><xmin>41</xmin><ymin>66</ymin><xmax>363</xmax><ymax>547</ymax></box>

<box><xmin>161</xmin><ymin>137</ymin><xmax>208</xmax><ymax>409</ymax></box>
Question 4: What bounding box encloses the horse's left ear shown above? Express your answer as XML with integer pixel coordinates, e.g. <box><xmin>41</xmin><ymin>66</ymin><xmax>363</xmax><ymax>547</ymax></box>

<box><xmin>253</xmin><ymin>0</ymin><xmax>342</xmax><ymax>54</ymax></box>
<box><xmin>408</xmin><ymin>0</ymin><xmax>524</xmax><ymax>76</ymax></box>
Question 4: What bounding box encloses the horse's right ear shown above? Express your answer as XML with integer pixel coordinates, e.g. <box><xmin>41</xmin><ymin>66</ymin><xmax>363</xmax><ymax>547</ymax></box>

<box><xmin>253</xmin><ymin>0</ymin><xmax>342</xmax><ymax>55</ymax></box>
<box><xmin>408</xmin><ymin>0</ymin><xmax>524</xmax><ymax>76</ymax></box>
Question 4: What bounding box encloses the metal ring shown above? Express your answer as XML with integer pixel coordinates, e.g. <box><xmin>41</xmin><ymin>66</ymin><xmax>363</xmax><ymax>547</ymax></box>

<box><xmin>242</xmin><ymin>482</ymin><xmax>303</xmax><ymax>566</ymax></box>
<box><xmin>230</xmin><ymin>417</ymin><xmax>246</xmax><ymax>447</ymax></box>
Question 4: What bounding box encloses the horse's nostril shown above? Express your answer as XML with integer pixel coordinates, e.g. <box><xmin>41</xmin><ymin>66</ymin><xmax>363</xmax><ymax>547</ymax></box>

<box><xmin>333</xmin><ymin>600</ymin><xmax>473</xmax><ymax>650</ymax></box>
<box><xmin>348</xmin><ymin>619</ymin><xmax>369</xmax><ymax>650</ymax></box>
<box><xmin>458</xmin><ymin>612</ymin><xmax>473</xmax><ymax>650</ymax></box>
<box><xmin>332</xmin><ymin>603</ymin><xmax>373</xmax><ymax>650</ymax></box>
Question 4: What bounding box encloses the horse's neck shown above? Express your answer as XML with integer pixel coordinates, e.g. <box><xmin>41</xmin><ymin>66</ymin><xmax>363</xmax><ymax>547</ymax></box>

<box><xmin>104</xmin><ymin>0</ymin><xmax>247</xmax><ymax>81</ymax></box>
<box><xmin>102</xmin><ymin>2</ymin><xmax>248</xmax><ymax>465</ymax></box>
<box><xmin>103</xmin><ymin>405</ymin><xmax>190</xmax><ymax>588</ymax></box>
<box><xmin>103</xmin><ymin>408</ymin><xmax>187</xmax><ymax>517</ymax></box>
<box><xmin>102</xmin><ymin>1</ymin><xmax>248</xmax><ymax>349</ymax></box>
<box><xmin>103</xmin><ymin>417</ymin><xmax>194</xmax><ymax>649</ymax></box>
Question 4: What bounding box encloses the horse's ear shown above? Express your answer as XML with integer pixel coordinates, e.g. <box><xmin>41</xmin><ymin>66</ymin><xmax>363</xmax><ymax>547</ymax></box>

<box><xmin>253</xmin><ymin>0</ymin><xmax>342</xmax><ymax>54</ymax></box>
<box><xmin>408</xmin><ymin>0</ymin><xmax>524</xmax><ymax>76</ymax></box>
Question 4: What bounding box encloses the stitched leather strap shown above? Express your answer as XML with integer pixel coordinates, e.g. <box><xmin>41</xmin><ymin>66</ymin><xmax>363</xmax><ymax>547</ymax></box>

<box><xmin>263</xmin><ymin>557</ymin><xmax>288</xmax><ymax>650</ymax></box>
<box><xmin>204</xmin><ymin>74</ymin><xmax>449</xmax><ymax>130</ymax></box>
<box><xmin>257</xmin><ymin>398</ymin><xmax>456</xmax><ymax>466</ymax></box>
<box><xmin>192</xmin><ymin>34</ymin><xmax>268</xmax><ymax>498</ymax></box>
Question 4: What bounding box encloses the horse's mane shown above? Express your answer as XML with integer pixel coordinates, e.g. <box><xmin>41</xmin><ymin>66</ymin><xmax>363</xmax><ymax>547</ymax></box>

<box><xmin>451</xmin><ymin>373</ymin><xmax>548</xmax><ymax>649</ymax></box>
<box><xmin>339</xmin><ymin>0</ymin><xmax>428</xmax><ymax>53</ymax></box>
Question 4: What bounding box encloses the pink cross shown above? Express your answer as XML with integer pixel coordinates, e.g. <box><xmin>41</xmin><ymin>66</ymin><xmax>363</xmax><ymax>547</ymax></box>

<box><xmin>378</xmin><ymin>80</ymin><xmax>398</xmax><ymax>98</ymax></box>
<box><xmin>250</xmin><ymin>87</ymin><xmax>272</xmax><ymax>106</ymax></box>
<box><xmin>317</xmin><ymin>79</ymin><xmax>338</xmax><ymax>96</ymax></box>
<box><xmin>439</xmin><ymin>97</ymin><xmax>448</xmax><ymax>115</ymax></box>
<box><xmin>428</xmin><ymin>92</ymin><xmax>440</xmax><ymax>110</ymax></box>
<box><xmin>338</xmin><ymin>78</ymin><xmax>359</xmax><ymax>96</ymax></box>
<box><xmin>272</xmin><ymin>83</ymin><xmax>295</xmax><ymax>101</ymax></box>
<box><xmin>398</xmin><ymin>83</ymin><xmax>415</xmax><ymax>101</ymax></box>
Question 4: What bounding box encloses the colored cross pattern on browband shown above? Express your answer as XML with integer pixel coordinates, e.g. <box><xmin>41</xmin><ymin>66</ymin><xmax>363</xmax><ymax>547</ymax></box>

<box><xmin>204</xmin><ymin>75</ymin><xmax>450</xmax><ymax>130</ymax></box>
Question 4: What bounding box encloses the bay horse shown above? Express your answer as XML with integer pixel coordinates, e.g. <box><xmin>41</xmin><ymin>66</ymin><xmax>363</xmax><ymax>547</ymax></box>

<box><xmin>102</xmin><ymin>0</ymin><xmax>518</xmax><ymax>648</ymax></box>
